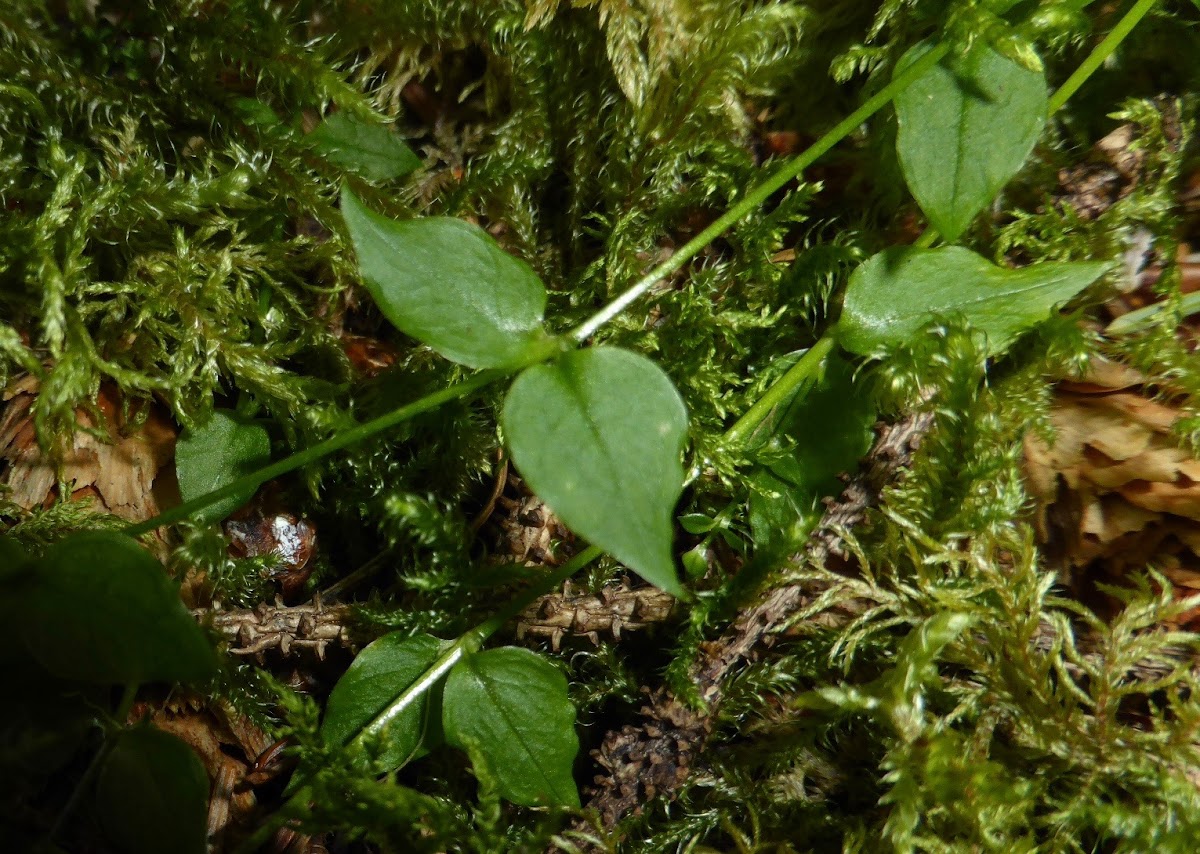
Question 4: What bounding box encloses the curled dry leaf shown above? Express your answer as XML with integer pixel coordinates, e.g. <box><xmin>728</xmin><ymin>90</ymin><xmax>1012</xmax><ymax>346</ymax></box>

<box><xmin>1023</xmin><ymin>360</ymin><xmax>1200</xmax><ymax>625</ymax></box>
<box><xmin>224</xmin><ymin>506</ymin><xmax>318</xmax><ymax>602</ymax></box>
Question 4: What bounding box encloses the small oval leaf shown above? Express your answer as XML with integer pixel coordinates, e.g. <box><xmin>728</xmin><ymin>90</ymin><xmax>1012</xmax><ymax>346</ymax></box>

<box><xmin>341</xmin><ymin>187</ymin><xmax>551</xmax><ymax>369</ymax></box>
<box><xmin>308</xmin><ymin>113</ymin><xmax>421</xmax><ymax>182</ymax></box>
<box><xmin>442</xmin><ymin>647</ymin><xmax>580</xmax><ymax>808</ymax></box>
<box><xmin>175</xmin><ymin>409</ymin><xmax>271</xmax><ymax>522</ymax></box>
<box><xmin>502</xmin><ymin>347</ymin><xmax>688</xmax><ymax>596</ymax></box>
<box><xmin>322</xmin><ymin>632</ymin><xmax>445</xmax><ymax>771</ymax></box>
<box><xmin>894</xmin><ymin>39</ymin><xmax>1047</xmax><ymax>241</ymax></box>
<box><xmin>837</xmin><ymin>246</ymin><xmax>1108</xmax><ymax>357</ymax></box>
<box><xmin>97</xmin><ymin>726</ymin><xmax>209</xmax><ymax>854</ymax></box>
<box><xmin>16</xmin><ymin>532</ymin><xmax>217</xmax><ymax>684</ymax></box>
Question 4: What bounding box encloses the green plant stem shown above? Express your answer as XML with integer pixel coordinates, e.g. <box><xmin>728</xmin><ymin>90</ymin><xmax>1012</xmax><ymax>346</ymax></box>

<box><xmin>124</xmin><ymin>368</ymin><xmax>508</xmax><ymax>535</ymax></box>
<box><xmin>724</xmin><ymin>0</ymin><xmax>1159</xmax><ymax>450</ymax></box>
<box><xmin>1046</xmin><ymin>0</ymin><xmax>1158</xmax><ymax>115</ymax></box>
<box><xmin>126</xmin><ymin>50</ymin><xmax>949</xmax><ymax>536</ymax></box>
<box><xmin>567</xmin><ymin>42</ymin><xmax>951</xmax><ymax>344</ymax></box>
<box><xmin>723</xmin><ymin>335</ymin><xmax>835</xmax><ymax>448</ymax></box>
<box><xmin>912</xmin><ymin>228</ymin><xmax>940</xmax><ymax>248</ymax></box>
<box><xmin>238</xmin><ymin>546</ymin><xmax>607</xmax><ymax>852</ymax></box>
<box><xmin>355</xmin><ymin>545</ymin><xmax>603</xmax><ymax>744</ymax></box>
<box><xmin>50</xmin><ymin>681</ymin><xmax>140</xmax><ymax>845</ymax></box>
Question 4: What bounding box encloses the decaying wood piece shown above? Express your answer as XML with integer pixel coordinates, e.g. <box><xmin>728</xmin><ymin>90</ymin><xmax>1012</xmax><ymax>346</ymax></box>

<box><xmin>580</xmin><ymin>411</ymin><xmax>935</xmax><ymax>834</ymax></box>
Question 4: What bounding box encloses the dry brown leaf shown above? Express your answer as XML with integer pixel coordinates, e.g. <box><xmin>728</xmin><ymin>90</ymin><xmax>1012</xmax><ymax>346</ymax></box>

<box><xmin>1024</xmin><ymin>362</ymin><xmax>1200</xmax><ymax>627</ymax></box>
<box><xmin>0</xmin><ymin>377</ymin><xmax>178</xmax><ymax>524</ymax></box>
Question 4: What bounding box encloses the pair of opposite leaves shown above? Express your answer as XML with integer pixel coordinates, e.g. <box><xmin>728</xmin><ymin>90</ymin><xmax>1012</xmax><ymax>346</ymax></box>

<box><xmin>2</xmin><ymin>533</ymin><xmax>214</xmax><ymax>854</ymax></box>
<box><xmin>340</xmin><ymin>39</ymin><xmax>1108</xmax><ymax>597</ymax></box>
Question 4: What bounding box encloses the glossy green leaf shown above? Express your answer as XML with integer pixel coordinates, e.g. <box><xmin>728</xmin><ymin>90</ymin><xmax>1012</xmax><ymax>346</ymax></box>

<box><xmin>894</xmin><ymin>39</ymin><xmax>1046</xmax><ymax>241</ymax></box>
<box><xmin>442</xmin><ymin>647</ymin><xmax>580</xmax><ymax>808</ymax></box>
<box><xmin>837</xmin><ymin>247</ymin><xmax>1108</xmax><ymax>357</ymax></box>
<box><xmin>678</xmin><ymin>513</ymin><xmax>716</xmax><ymax>535</ymax></box>
<box><xmin>175</xmin><ymin>409</ymin><xmax>271</xmax><ymax>522</ymax></box>
<box><xmin>16</xmin><ymin>532</ymin><xmax>217</xmax><ymax>684</ymax></box>
<box><xmin>308</xmin><ymin>113</ymin><xmax>421</xmax><ymax>182</ymax></box>
<box><xmin>681</xmin><ymin>544</ymin><xmax>709</xmax><ymax>579</ymax></box>
<box><xmin>749</xmin><ymin>355</ymin><xmax>876</xmax><ymax>552</ymax></box>
<box><xmin>322</xmin><ymin>632</ymin><xmax>445</xmax><ymax>771</ymax></box>
<box><xmin>502</xmin><ymin>347</ymin><xmax>688</xmax><ymax>595</ymax></box>
<box><xmin>341</xmin><ymin>187</ymin><xmax>551</xmax><ymax>369</ymax></box>
<box><xmin>97</xmin><ymin>726</ymin><xmax>209</xmax><ymax>854</ymax></box>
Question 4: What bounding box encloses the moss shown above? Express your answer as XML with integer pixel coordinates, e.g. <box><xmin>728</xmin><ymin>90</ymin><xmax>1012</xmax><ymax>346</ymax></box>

<box><xmin>3</xmin><ymin>1</ymin><xmax>1200</xmax><ymax>851</ymax></box>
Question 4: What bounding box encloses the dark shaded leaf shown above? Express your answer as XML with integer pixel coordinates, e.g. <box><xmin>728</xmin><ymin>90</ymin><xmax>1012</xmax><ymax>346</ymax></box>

<box><xmin>749</xmin><ymin>355</ymin><xmax>877</xmax><ymax>552</ymax></box>
<box><xmin>97</xmin><ymin>726</ymin><xmax>209</xmax><ymax>854</ymax></box>
<box><xmin>16</xmin><ymin>532</ymin><xmax>217</xmax><ymax>684</ymax></box>
<box><xmin>175</xmin><ymin>409</ymin><xmax>270</xmax><ymax>523</ymax></box>
<box><xmin>443</xmin><ymin>647</ymin><xmax>580</xmax><ymax>808</ymax></box>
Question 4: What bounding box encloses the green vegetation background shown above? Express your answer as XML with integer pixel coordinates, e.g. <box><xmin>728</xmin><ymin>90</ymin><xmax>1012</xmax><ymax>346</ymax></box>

<box><xmin>2</xmin><ymin>1</ymin><xmax>1200</xmax><ymax>850</ymax></box>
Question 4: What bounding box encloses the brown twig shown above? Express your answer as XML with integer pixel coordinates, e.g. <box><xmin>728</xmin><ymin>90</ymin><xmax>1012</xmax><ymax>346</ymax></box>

<box><xmin>198</xmin><ymin>581</ymin><xmax>680</xmax><ymax>659</ymax></box>
<box><xmin>196</xmin><ymin>599</ymin><xmax>367</xmax><ymax>660</ymax></box>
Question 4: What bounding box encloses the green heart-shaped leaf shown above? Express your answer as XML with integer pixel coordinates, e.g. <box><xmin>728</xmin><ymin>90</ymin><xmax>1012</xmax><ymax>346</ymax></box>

<box><xmin>837</xmin><ymin>246</ymin><xmax>1108</xmax><ymax>357</ymax></box>
<box><xmin>502</xmin><ymin>347</ymin><xmax>688</xmax><ymax>595</ymax></box>
<box><xmin>894</xmin><ymin>39</ymin><xmax>1047</xmax><ymax>241</ymax></box>
<box><xmin>341</xmin><ymin>188</ymin><xmax>551</xmax><ymax>369</ymax></box>
<box><xmin>308</xmin><ymin>113</ymin><xmax>421</xmax><ymax>182</ymax></box>
<box><xmin>443</xmin><ymin>647</ymin><xmax>580</xmax><ymax>808</ymax></box>
<box><xmin>322</xmin><ymin>632</ymin><xmax>445</xmax><ymax>771</ymax></box>
<box><xmin>16</xmin><ymin>532</ymin><xmax>217</xmax><ymax>685</ymax></box>
<box><xmin>175</xmin><ymin>409</ymin><xmax>271</xmax><ymax>523</ymax></box>
<box><xmin>97</xmin><ymin>726</ymin><xmax>209</xmax><ymax>854</ymax></box>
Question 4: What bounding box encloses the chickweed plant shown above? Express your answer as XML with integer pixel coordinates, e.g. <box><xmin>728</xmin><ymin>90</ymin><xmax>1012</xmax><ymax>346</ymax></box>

<box><xmin>3</xmin><ymin>1</ymin><xmax>1200</xmax><ymax>851</ymax></box>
